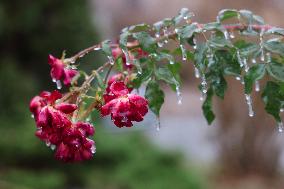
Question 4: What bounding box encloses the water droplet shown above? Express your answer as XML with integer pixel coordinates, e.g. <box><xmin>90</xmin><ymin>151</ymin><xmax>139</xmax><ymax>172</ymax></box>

<box><xmin>180</xmin><ymin>44</ymin><xmax>187</xmax><ymax>61</ymax></box>
<box><xmin>280</xmin><ymin>108</ymin><xmax>284</xmax><ymax>112</ymax></box>
<box><xmin>169</xmin><ymin>60</ymin><xmax>175</xmax><ymax>65</ymax></box>
<box><xmin>266</xmin><ymin>52</ymin><xmax>271</xmax><ymax>63</ymax></box>
<box><xmin>260</xmin><ymin>49</ymin><xmax>265</xmax><ymax>62</ymax></box>
<box><xmin>122</xmin><ymin>49</ymin><xmax>131</xmax><ymax>66</ymax></box>
<box><xmin>183</xmin><ymin>15</ymin><xmax>188</xmax><ymax>20</ymax></box>
<box><xmin>236</xmin><ymin>76</ymin><xmax>241</xmax><ymax>81</ymax></box>
<box><xmin>50</xmin><ymin>145</ymin><xmax>56</xmax><ymax>151</ymax></box>
<box><xmin>56</xmin><ymin>80</ymin><xmax>62</xmax><ymax>90</ymax></box>
<box><xmin>52</xmin><ymin>78</ymin><xmax>56</xmax><ymax>83</ymax></box>
<box><xmin>138</xmin><ymin>70</ymin><xmax>142</xmax><ymax>74</ymax></box>
<box><xmin>201</xmin><ymin>74</ymin><xmax>208</xmax><ymax>95</ymax></box>
<box><xmin>245</xmin><ymin>94</ymin><xmax>254</xmax><ymax>117</ymax></box>
<box><xmin>255</xmin><ymin>81</ymin><xmax>260</xmax><ymax>92</ymax></box>
<box><xmin>107</xmin><ymin>56</ymin><xmax>115</xmax><ymax>65</ymax></box>
<box><xmin>176</xmin><ymin>86</ymin><xmax>182</xmax><ymax>105</ymax></box>
<box><xmin>252</xmin><ymin>58</ymin><xmax>257</xmax><ymax>64</ymax></box>
<box><xmin>194</xmin><ymin>67</ymin><xmax>200</xmax><ymax>78</ymax></box>
<box><xmin>164</xmin><ymin>39</ymin><xmax>169</xmax><ymax>44</ymax></box>
<box><xmin>175</xmin><ymin>28</ymin><xmax>179</xmax><ymax>33</ymax></box>
<box><xmin>277</xmin><ymin>121</ymin><xmax>284</xmax><ymax>133</ymax></box>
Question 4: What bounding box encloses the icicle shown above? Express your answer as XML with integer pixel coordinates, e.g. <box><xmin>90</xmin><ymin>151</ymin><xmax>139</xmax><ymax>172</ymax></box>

<box><xmin>122</xmin><ymin>49</ymin><xmax>131</xmax><ymax>66</ymax></box>
<box><xmin>201</xmin><ymin>74</ymin><xmax>207</xmax><ymax>94</ymax></box>
<box><xmin>243</xmin><ymin>57</ymin><xmax>249</xmax><ymax>72</ymax></box>
<box><xmin>255</xmin><ymin>81</ymin><xmax>260</xmax><ymax>92</ymax></box>
<box><xmin>176</xmin><ymin>85</ymin><xmax>182</xmax><ymax>105</ymax></box>
<box><xmin>277</xmin><ymin>121</ymin><xmax>284</xmax><ymax>133</ymax></box>
<box><xmin>251</xmin><ymin>58</ymin><xmax>257</xmax><ymax>64</ymax></box>
<box><xmin>193</xmin><ymin>37</ymin><xmax>197</xmax><ymax>50</ymax></box>
<box><xmin>194</xmin><ymin>67</ymin><xmax>200</xmax><ymax>78</ymax></box>
<box><xmin>56</xmin><ymin>80</ymin><xmax>62</xmax><ymax>90</ymax></box>
<box><xmin>229</xmin><ymin>31</ymin><xmax>235</xmax><ymax>39</ymax></box>
<box><xmin>237</xmin><ymin>51</ymin><xmax>244</xmax><ymax>67</ymax></box>
<box><xmin>245</xmin><ymin>94</ymin><xmax>254</xmax><ymax>117</ymax></box>
<box><xmin>163</xmin><ymin>27</ymin><xmax>169</xmax><ymax>44</ymax></box>
<box><xmin>266</xmin><ymin>52</ymin><xmax>271</xmax><ymax>63</ymax></box>
<box><xmin>156</xmin><ymin>117</ymin><xmax>161</xmax><ymax>132</ymax></box>
<box><xmin>260</xmin><ymin>28</ymin><xmax>265</xmax><ymax>62</ymax></box>
<box><xmin>107</xmin><ymin>55</ymin><xmax>115</xmax><ymax>65</ymax></box>
<box><xmin>180</xmin><ymin>44</ymin><xmax>187</xmax><ymax>61</ymax></box>
<box><xmin>260</xmin><ymin>49</ymin><xmax>265</xmax><ymax>62</ymax></box>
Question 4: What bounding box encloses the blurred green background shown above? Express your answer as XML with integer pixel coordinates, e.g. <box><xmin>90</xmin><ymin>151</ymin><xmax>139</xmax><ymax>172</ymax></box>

<box><xmin>0</xmin><ymin>1</ymin><xmax>206</xmax><ymax>188</ymax></box>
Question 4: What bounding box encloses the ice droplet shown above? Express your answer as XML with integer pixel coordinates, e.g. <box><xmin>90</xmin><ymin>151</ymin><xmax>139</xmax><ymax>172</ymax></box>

<box><xmin>93</xmin><ymin>47</ymin><xmax>101</xmax><ymax>51</ymax></box>
<box><xmin>245</xmin><ymin>94</ymin><xmax>254</xmax><ymax>117</ymax></box>
<box><xmin>56</xmin><ymin>80</ymin><xmax>62</xmax><ymax>90</ymax></box>
<box><xmin>169</xmin><ymin>60</ymin><xmax>175</xmax><ymax>65</ymax></box>
<box><xmin>180</xmin><ymin>44</ymin><xmax>187</xmax><ymax>61</ymax></box>
<box><xmin>229</xmin><ymin>32</ymin><xmax>235</xmax><ymax>39</ymax></box>
<box><xmin>31</xmin><ymin>114</ymin><xmax>34</xmax><ymax>119</ymax></box>
<box><xmin>50</xmin><ymin>145</ymin><xmax>56</xmax><ymax>151</ymax></box>
<box><xmin>107</xmin><ymin>56</ymin><xmax>115</xmax><ymax>65</ymax></box>
<box><xmin>280</xmin><ymin>108</ymin><xmax>284</xmax><ymax>112</ymax></box>
<box><xmin>157</xmin><ymin>41</ymin><xmax>164</xmax><ymax>48</ymax></box>
<box><xmin>122</xmin><ymin>49</ymin><xmax>131</xmax><ymax>66</ymax></box>
<box><xmin>193</xmin><ymin>38</ymin><xmax>197</xmax><ymax>50</ymax></box>
<box><xmin>155</xmin><ymin>32</ymin><xmax>160</xmax><ymax>38</ymax></box>
<box><xmin>277</xmin><ymin>121</ymin><xmax>284</xmax><ymax>133</ymax></box>
<box><xmin>91</xmin><ymin>145</ymin><xmax>96</xmax><ymax>154</ymax></box>
<box><xmin>252</xmin><ymin>58</ymin><xmax>257</xmax><ymax>64</ymax></box>
<box><xmin>176</xmin><ymin>86</ymin><xmax>182</xmax><ymax>105</ymax></box>
<box><xmin>201</xmin><ymin>74</ymin><xmax>208</xmax><ymax>94</ymax></box>
<box><xmin>52</xmin><ymin>78</ymin><xmax>57</xmax><ymax>83</ymax></box>
<box><xmin>46</xmin><ymin>141</ymin><xmax>51</xmax><ymax>147</ymax></box>
<box><xmin>255</xmin><ymin>81</ymin><xmax>260</xmax><ymax>92</ymax></box>
<box><xmin>194</xmin><ymin>67</ymin><xmax>200</xmax><ymax>78</ymax></box>
<box><xmin>260</xmin><ymin>49</ymin><xmax>265</xmax><ymax>62</ymax></box>
<box><xmin>236</xmin><ymin>76</ymin><xmax>241</xmax><ymax>81</ymax></box>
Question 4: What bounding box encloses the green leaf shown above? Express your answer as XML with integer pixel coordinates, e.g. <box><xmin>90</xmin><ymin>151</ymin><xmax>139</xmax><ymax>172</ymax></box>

<box><xmin>262</xmin><ymin>81</ymin><xmax>282</xmax><ymax>122</ymax></box>
<box><xmin>211</xmin><ymin>74</ymin><xmax>227</xmax><ymax>99</ymax></box>
<box><xmin>145</xmin><ymin>80</ymin><xmax>165</xmax><ymax>116</ymax></box>
<box><xmin>133</xmin><ymin>32</ymin><xmax>157</xmax><ymax>53</ymax></box>
<box><xmin>202</xmin><ymin>87</ymin><xmax>215</xmax><ymax>124</ymax></box>
<box><xmin>128</xmin><ymin>23</ymin><xmax>151</xmax><ymax>33</ymax></box>
<box><xmin>234</xmin><ymin>40</ymin><xmax>259</xmax><ymax>56</ymax></box>
<box><xmin>194</xmin><ymin>43</ymin><xmax>208</xmax><ymax>71</ymax></box>
<box><xmin>263</xmin><ymin>40</ymin><xmax>284</xmax><ymax>56</ymax></box>
<box><xmin>266</xmin><ymin>60</ymin><xmax>284</xmax><ymax>81</ymax></box>
<box><xmin>217</xmin><ymin>9</ymin><xmax>238</xmax><ymax>22</ymax></box>
<box><xmin>101</xmin><ymin>40</ymin><xmax>112</xmax><ymax>56</ymax></box>
<box><xmin>244</xmin><ymin>64</ymin><xmax>266</xmax><ymax>94</ymax></box>
<box><xmin>119</xmin><ymin>31</ymin><xmax>129</xmax><ymax>48</ymax></box>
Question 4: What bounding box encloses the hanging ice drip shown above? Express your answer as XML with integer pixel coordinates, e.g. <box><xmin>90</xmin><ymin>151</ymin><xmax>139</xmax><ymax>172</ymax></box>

<box><xmin>194</xmin><ymin>67</ymin><xmax>200</xmax><ymax>78</ymax></box>
<box><xmin>107</xmin><ymin>56</ymin><xmax>115</xmax><ymax>65</ymax></box>
<box><xmin>155</xmin><ymin>30</ymin><xmax>164</xmax><ymax>48</ymax></box>
<box><xmin>200</xmin><ymin>74</ymin><xmax>207</xmax><ymax>101</ymax></box>
<box><xmin>193</xmin><ymin>37</ymin><xmax>197</xmax><ymax>50</ymax></box>
<box><xmin>255</xmin><ymin>81</ymin><xmax>260</xmax><ymax>92</ymax></box>
<box><xmin>163</xmin><ymin>27</ymin><xmax>169</xmax><ymax>44</ymax></box>
<box><xmin>223</xmin><ymin>29</ymin><xmax>230</xmax><ymax>40</ymax></box>
<box><xmin>155</xmin><ymin>116</ymin><xmax>161</xmax><ymax>132</ymax></box>
<box><xmin>180</xmin><ymin>44</ymin><xmax>187</xmax><ymax>61</ymax></box>
<box><xmin>259</xmin><ymin>28</ymin><xmax>265</xmax><ymax>62</ymax></box>
<box><xmin>277</xmin><ymin>121</ymin><xmax>284</xmax><ymax>133</ymax></box>
<box><xmin>229</xmin><ymin>30</ymin><xmax>235</xmax><ymax>39</ymax></box>
<box><xmin>121</xmin><ymin>49</ymin><xmax>131</xmax><ymax>66</ymax></box>
<box><xmin>245</xmin><ymin>94</ymin><xmax>254</xmax><ymax>117</ymax></box>
<box><xmin>266</xmin><ymin>52</ymin><xmax>271</xmax><ymax>63</ymax></box>
<box><xmin>176</xmin><ymin>85</ymin><xmax>182</xmax><ymax>105</ymax></box>
<box><xmin>243</xmin><ymin>57</ymin><xmax>249</xmax><ymax>73</ymax></box>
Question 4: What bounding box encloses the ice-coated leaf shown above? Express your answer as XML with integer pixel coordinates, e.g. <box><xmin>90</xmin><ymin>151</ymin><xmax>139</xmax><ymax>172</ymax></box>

<box><xmin>145</xmin><ymin>80</ymin><xmax>165</xmax><ymax>116</ymax></box>
<box><xmin>101</xmin><ymin>40</ymin><xmax>112</xmax><ymax>56</ymax></box>
<box><xmin>244</xmin><ymin>64</ymin><xmax>266</xmax><ymax>94</ymax></box>
<box><xmin>133</xmin><ymin>32</ymin><xmax>157</xmax><ymax>53</ymax></box>
<box><xmin>217</xmin><ymin>9</ymin><xmax>238</xmax><ymax>22</ymax></box>
<box><xmin>263</xmin><ymin>40</ymin><xmax>284</xmax><ymax>56</ymax></box>
<box><xmin>266</xmin><ymin>60</ymin><xmax>284</xmax><ymax>81</ymax></box>
<box><xmin>202</xmin><ymin>87</ymin><xmax>215</xmax><ymax>124</ymax></box>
